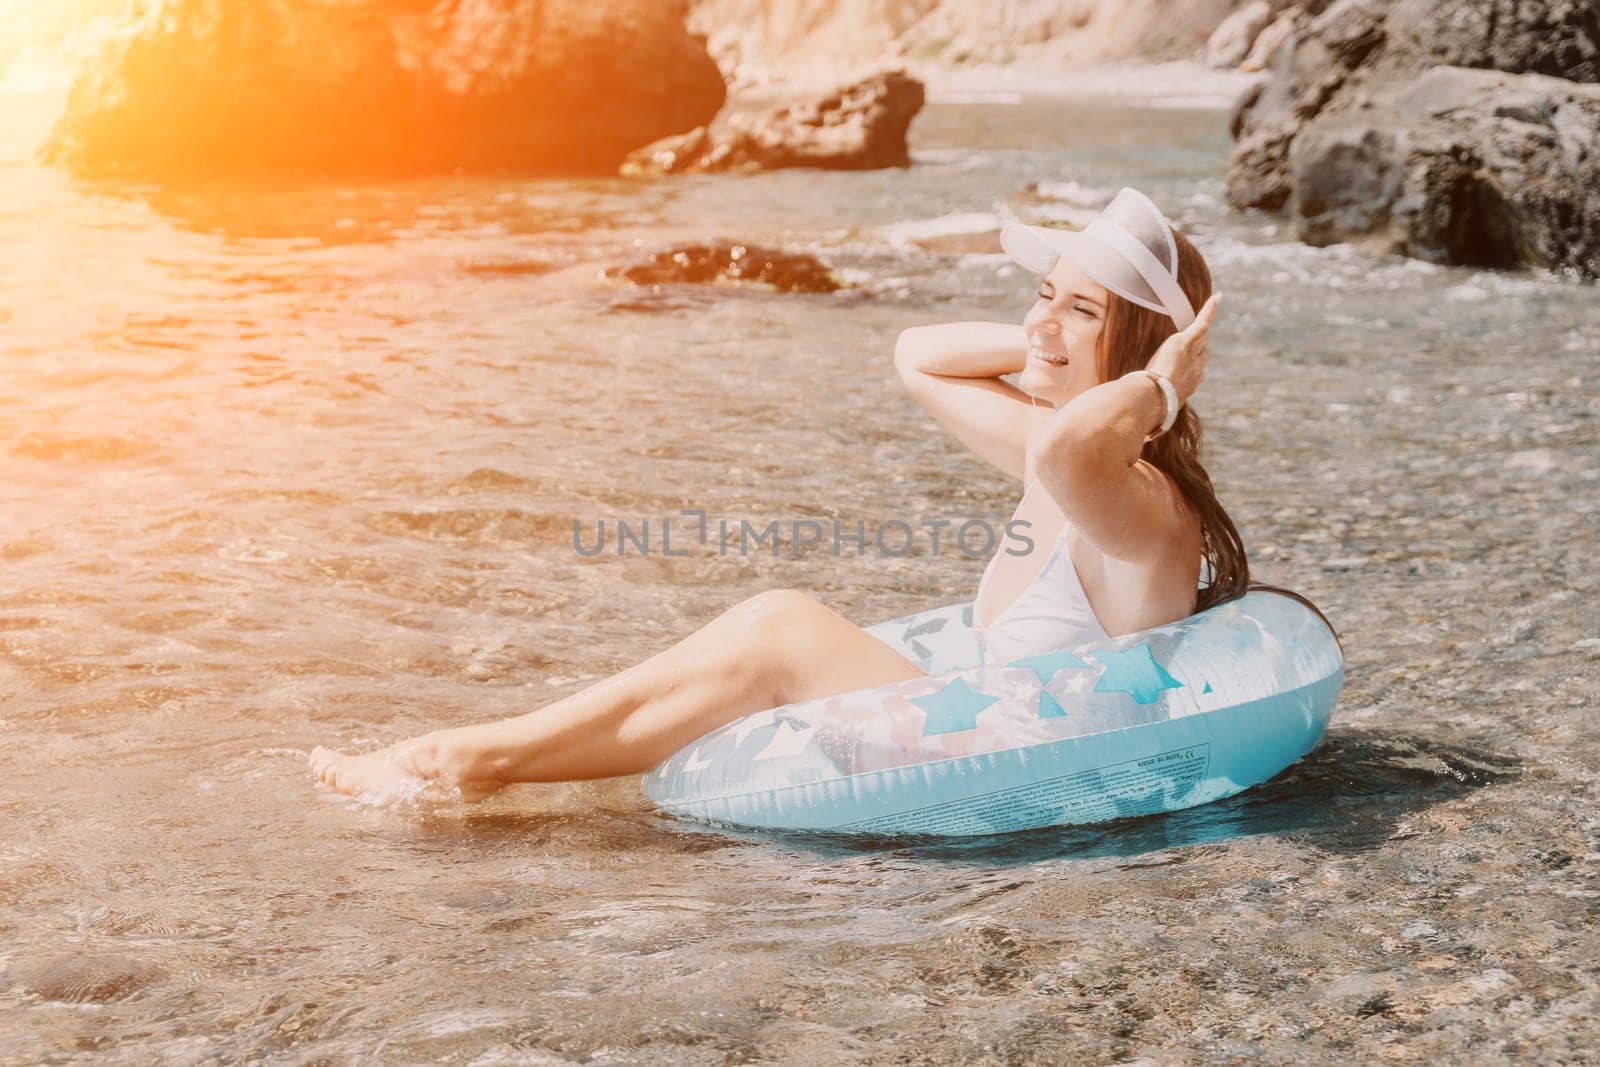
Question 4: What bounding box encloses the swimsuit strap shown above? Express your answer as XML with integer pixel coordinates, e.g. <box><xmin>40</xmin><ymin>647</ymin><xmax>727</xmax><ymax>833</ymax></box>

<box><xmin>974</xmin><ymin>521</ymin><xmax>1073</xmax><ymax>632</ymax></box>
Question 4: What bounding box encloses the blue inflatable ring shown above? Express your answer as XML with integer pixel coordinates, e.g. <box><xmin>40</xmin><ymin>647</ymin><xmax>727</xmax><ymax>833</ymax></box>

<box><xmin>643</xmin><ymin>590</ymin><xmax>1344</xmax><ymax>836</ymax></box>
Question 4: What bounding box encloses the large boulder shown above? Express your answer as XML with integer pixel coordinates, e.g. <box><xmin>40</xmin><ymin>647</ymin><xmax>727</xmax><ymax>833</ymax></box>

<box><xmin>1383</xmin><ymin>0</ymin><xmax>1600</xmax><ymax>83</ymax></box>
<box><xmin>620</xmin><ymin>68</ymin><xmax>924</xmax><ymax>175</ymax></box>
<box><xmin>40</xmin><ymin>0</ymin><xmax>727</xmax><ymax>180</ymax></box>
<box><xmin>1289</xmin><ymin>66</ymin><xmax>1600</xmax><ymax>274</ymax></box>
<box><xmin>1227</xmin><ymin>0</ymin><xmax>1600</xmax><ymax>275</ymax></box>
<box><xmin>1227</xmin><ymin>0</ymin><xmax>1394</xmax><ymax>211</ymax></box>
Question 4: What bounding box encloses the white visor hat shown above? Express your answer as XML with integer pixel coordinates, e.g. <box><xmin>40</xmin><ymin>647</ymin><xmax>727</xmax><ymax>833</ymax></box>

<box><xmin>999</xmin><ymin>186</ymin><xmax>1195</xmax><ymax>330</ymax></box>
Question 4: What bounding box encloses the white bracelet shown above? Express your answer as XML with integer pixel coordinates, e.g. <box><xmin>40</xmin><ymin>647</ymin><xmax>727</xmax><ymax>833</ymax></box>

<box><xmin>1121</xmin><ymin>369</ymin><xmax>1180</xmax><ymax>441</ymax></box>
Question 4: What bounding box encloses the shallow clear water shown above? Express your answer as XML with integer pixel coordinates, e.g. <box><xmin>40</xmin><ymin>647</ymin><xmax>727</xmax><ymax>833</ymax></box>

<box><xmin>1</xmin><ymin>85</ymin><xmax>1597</xmax><ymax>1062</ymax></box>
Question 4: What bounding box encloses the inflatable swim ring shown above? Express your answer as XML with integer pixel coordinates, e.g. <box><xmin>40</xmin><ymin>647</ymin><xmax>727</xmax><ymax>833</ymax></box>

<box><xmin>643</xmin><ymin>590</ymin><xmax>1343</xmax><ymax>836</ymax></box>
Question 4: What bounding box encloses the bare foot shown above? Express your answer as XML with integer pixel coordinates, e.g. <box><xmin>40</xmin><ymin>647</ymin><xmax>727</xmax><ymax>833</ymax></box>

<box><xmin>309</xmin><ymin>737</ymin><xmax>498</xmax><ymax>804</ymax></box>
<box><xmin>308</xmin><ymin>741</ymin><xmax>422</xmax><ymax>803</ymax></box>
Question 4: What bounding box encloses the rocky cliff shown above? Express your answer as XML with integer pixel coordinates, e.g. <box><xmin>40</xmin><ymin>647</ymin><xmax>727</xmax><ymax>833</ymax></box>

<box><xmin>687</xmin><ymin>0</ymin><xmax>1241</xmax><ymax>87</ymax></box>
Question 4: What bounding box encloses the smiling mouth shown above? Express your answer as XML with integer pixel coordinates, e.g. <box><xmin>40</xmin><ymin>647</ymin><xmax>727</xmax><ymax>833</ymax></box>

<box><xmin>1028</xmin><ymin>344</ymin><xmax>1069</xmax><ymax>367</ymax></box>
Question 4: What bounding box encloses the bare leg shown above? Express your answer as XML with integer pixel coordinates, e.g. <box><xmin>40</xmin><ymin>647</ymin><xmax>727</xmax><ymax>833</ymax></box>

<box><xmin>308</xmin><ymin>589</ymin><xmax>925</xmax><ymax>800</ymax></box>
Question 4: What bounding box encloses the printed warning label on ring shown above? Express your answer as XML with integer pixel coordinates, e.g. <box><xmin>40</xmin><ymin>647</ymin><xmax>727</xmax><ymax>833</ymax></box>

<box><xmin>854</xmin><ymin>742</ymin><xmax>1212</xmax><ymax>836</ymax></box>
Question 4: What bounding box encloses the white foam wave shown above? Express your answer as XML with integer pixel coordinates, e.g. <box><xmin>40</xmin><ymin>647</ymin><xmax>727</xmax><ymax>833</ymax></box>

<box><xmin>877</xmin><ymin>211</ymin><xmax>1001</xmax><ymax>244</ymax></box>
<box><xmin>1032</xmin><ymin>180</ymin><xmax>1110</xmax><ymax>207</ymax></box>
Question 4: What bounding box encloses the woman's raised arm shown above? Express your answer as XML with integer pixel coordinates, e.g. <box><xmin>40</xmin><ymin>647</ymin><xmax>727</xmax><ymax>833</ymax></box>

<box><xmin>892</xmin><ymin>322</ymin><xmax>1038</xmax><ymax>482</ymax></box>
<box><xmin>1035</xmin><ymin>294</ymin><xmax>1220</xmax><ymax>562</ymax></box>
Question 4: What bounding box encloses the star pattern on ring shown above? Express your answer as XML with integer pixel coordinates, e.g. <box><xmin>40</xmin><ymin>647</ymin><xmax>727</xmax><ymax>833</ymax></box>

<box><xmin>911</xmin><ymin>678</ymin><xmax>1000</xmax><ymax>736</ymax></box>
<box><xmin>1089</xmin><ymin>643</ymin><xmax>1184</xmax><ymax>705</ymax></box>
<box><xmin>1005</xmin><ymin>649</ymin><xmax>1091</xmax><ymax>685</ymax></box>
<box><xmin>1037</xmin><ymin>690</ymin><xmax>1069</xmax><ymax>720</ymax></box>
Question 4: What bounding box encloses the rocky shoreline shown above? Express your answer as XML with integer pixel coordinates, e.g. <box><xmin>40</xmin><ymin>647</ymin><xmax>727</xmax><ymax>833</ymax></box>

<box><xmin>34</xmin><ymin>0</ymin><xmax>1600</xmax><ymax>272</ymax></box>
<box><xmin>1227</xmin><ymin>0</ymin><xmax>1600</xmax><ymax>278</ymax></box>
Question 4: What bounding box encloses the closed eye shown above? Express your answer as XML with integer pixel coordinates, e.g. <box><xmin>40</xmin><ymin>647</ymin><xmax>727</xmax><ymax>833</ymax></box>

<box><xmin>1038</xmin><ymin>286</ymin><xmax>1102</xmax><ymax>317</ymax></box>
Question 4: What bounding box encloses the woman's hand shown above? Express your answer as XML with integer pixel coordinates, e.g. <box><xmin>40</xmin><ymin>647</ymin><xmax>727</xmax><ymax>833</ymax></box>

<box><xmin>1146</xmin><ymin>293</ymin><xmax>1221</xmax><ymax>405</ymax></box>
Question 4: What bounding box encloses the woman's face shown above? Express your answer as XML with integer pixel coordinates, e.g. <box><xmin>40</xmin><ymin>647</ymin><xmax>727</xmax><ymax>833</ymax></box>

<box><xmin>1016</xmin><ymin>257</ymin><xmax>1110</xmax><ymax>406</ymax></box>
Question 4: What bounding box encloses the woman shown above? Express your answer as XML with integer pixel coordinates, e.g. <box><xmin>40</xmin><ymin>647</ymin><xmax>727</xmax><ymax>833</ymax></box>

<box><xmin>310</xmin><ymin>187</ymin><xmax>1295</xmax><ymax>802</ymax></box>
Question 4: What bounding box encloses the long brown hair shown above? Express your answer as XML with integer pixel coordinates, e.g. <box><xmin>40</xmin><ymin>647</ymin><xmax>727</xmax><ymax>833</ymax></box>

<box><xmin>1094</xmin><ymin>227</ymin><xmax>1342</xmax><ymax>650</ymax></box>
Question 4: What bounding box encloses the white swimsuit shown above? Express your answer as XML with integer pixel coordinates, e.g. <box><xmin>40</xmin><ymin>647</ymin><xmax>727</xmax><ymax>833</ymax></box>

<box><xmin>972</xmin><ymin>480</ymin><xmax>1112</xmax><ymax>666</ymax></box>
